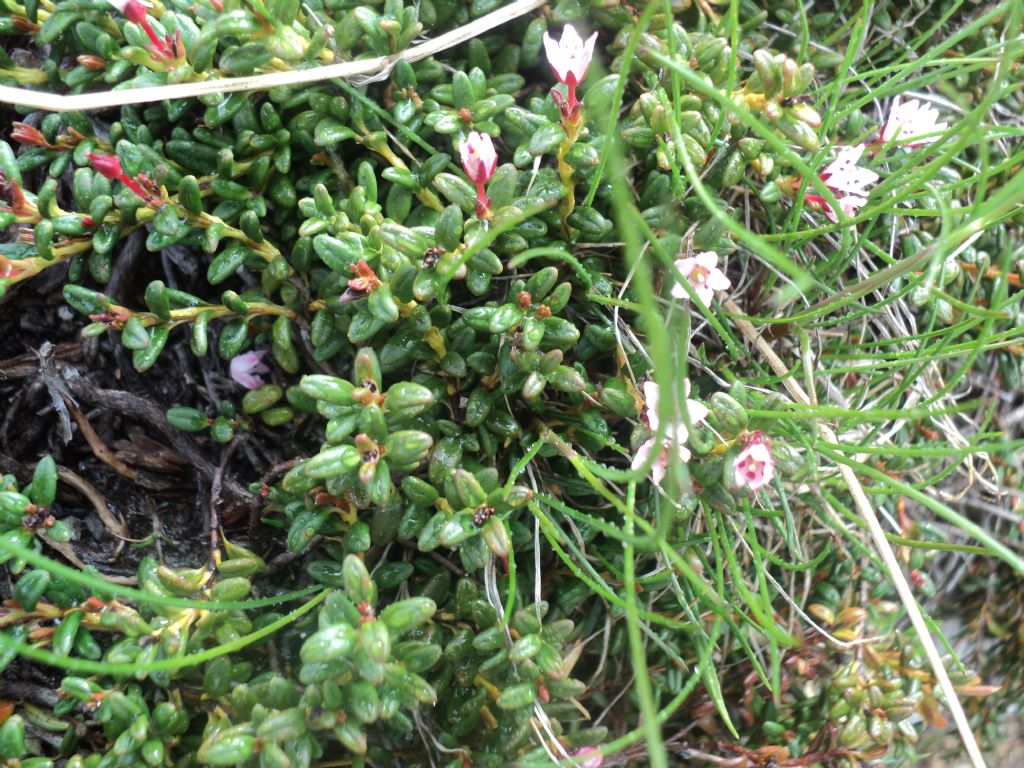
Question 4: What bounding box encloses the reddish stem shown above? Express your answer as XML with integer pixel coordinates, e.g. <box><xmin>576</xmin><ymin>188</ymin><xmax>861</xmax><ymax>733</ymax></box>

<box><xmin>566</xmin><ymin>83</ymin><xmax>578</xmax><ymax>113</ymax></box>
<box><xmin>119</xmin><ymin>175</ymin><xmax>149</xmax><ymax>200</ymax></box>
<box><xmin>474</xmin><ymin>184</ymin><xmax>491</xmax><ymax>219</ymax></box>
<box><xmin>139</xmin><ymin>20</ymin><xmax>163</xmax><ymax>49</ymax></box>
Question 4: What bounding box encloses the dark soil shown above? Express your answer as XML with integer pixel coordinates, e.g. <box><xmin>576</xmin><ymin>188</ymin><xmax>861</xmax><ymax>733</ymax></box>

<box><xmin>0</xmin><ymin>216</ymin><xmax>311</xmax><ymax>581</ymax></box>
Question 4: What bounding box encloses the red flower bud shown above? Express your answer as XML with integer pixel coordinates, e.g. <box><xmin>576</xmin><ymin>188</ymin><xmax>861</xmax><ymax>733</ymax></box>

<box><xmin>88</xmin><ymin>153</ymin><xmax>124</xmax><ymax>182</ymax></box>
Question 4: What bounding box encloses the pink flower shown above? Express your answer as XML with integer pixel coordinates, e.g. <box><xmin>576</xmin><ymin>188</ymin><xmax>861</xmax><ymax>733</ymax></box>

<box><xmin>543</xmin><ymin>24</ymin><xmax>598</xmax><ymax>115</ymax></box>
<box><xmin>803</xmin><ymin>144</ymin><xmax>878</xmax><ymax>223</ymax></box>
<box><xmin>572</xmin><ymin>746</ymin><xmax>604</xmax><ymax>768</ymax></box>
<box><xmin>733</xmin><ymin>432</ymin><xmax>774</xmax><ymax>491</ymax></box>
<box><xmin>106</xmin><ymin>0</ymin><xmax>170</xmax><ymax>52</ymax></box>
<box><xmin>823</xmin><ymin>195</ymin><xmax>867</xmax><ymax>224</ymax></box>
<box><xmin>460</xmin><ymin>131</ymin><xmax>497</xmax><ymax>218</ymax></box>
<box><xmin>880</xmin><ymin>96</ymin><xmax>947</xmax><ymax>146</ymax></box>
<box><xmin>634</xmin><ymin>380</ymin><xmax>709</xmax><ymax>486</ymax></box>
<box><xmin>230</xmin><ymin>350</ymin><xmax>270</xmax><ymax>390</ymax></box>
<box><xmin>819</xmin><ymin>145</ymin><xmax>878</xmax><ymax>197</ymax></box>
<box><xmin>543</xmin><ymin>25</ymin><xmax>598</xmax><ymax>88</ymax></box>
<box><xmin>460</xmin><ymin>131</ymin><xmax>497</xmax><ymax>186</ymax></box>
<box><xmin>107</xmin><ymin>0</ymin><xmax>149</xmax><ymax>23</ymax></box>
<box><xmin>632</xmin><ymin>430</ymin><xmax>689</xmax><ymax>487</ymax></box>
<box><xmin>671</xmin><ymin>252</ymin><xmax>731</xmax><ymax>306</ymax></box>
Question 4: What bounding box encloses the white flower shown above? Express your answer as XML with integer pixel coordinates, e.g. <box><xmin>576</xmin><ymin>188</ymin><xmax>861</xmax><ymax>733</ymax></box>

<box><xmin>641</xmin><ymin>380</ymin><xmax>708</xmax><ymax>434</ymax></box>
<box><xmin>670</xmin><ymin>252</ymin><xmax>731</xmax><ymax>306</ymax></box>
<box><xmin>632</xmin><ymin>429</ymin><xmax>690</xmax><ymax>487</ymax></box>
<box><xmin>641</xmin><ymin>380</ymin><xmax>662</xmax><ymax>430</ymax></box>
<box><xmin>805</xmin><ymin>144</ymin><xmax>878</xmax><ymax>223</ymax></box>
<box><xmin>881</xmin><ymin>96</ymin><xmax>947</xmax><ymax>146</ymax></box>
<box><xmin>634</xmin><ymin>380</ymin><xmax>709</xmax><ymax>486</ymax></box>
<box><xmin>459</xmin><ymin>131</ymin><xmax>497</xmax><ymax>187</ymax></box>
<box><xmin>823</xmin><ymin>194</ymin><xmax>867</xmax><ymax>224</ymax></box>
<box><xmin>819</xmin><ymin>144</ymin><xmax>878</xmax><ymax>197</ymax></box>
<box><xmin>542</xmin><ymin>24</ymin><xmax>598</xmax><ymax>86</ymax></box>
<box><xmin>230</xmin><ymin>350</ymin><xmax>270</xmax><ymax>390</ymax></box>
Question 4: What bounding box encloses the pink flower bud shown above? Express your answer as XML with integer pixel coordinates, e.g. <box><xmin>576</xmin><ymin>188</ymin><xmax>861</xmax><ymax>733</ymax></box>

<box><xmin>733</xmin><ymin>432</ymin><xmax>774</xmax><ymax>492</ymax></box>
<box><xmin>230</xmin><ymin>350</ymin><xmax>270</xmax><ymax>390</ymax></box>
<box><xmin>460</xmin><ymin>131</ymin><xmax>497</xmax><ymax>187</ymax></box>
<box><xmin>460</xmin><ymin>131</ymin><xmax>497</xmax><ymax>218</ymax></box>
<box><xmin>107</xmin><ymin>0</ymin><xmax>150</xmax><ymax>24</ymax></box>
<box><xmin>122</xmin><ymin>0</ymin><xmax>149</xmax><ymax>23</ymax></box>
<box><xmin>88</xmin><ymin>152</ymin><xmax>150</xmax><ymax>200</ymax></box>
<box><xmin>572</xmin><ymin>747</ymin><xmax>604</xmax><ymax>768</ymax></box>
<box><xmin>88</xmin><ymin>153</ymin><xmax>124</xmax><ymax>182</ymax></box>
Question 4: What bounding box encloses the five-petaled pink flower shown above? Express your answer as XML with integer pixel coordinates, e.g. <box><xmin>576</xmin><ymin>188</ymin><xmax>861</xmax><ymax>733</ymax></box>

<box><xmin>880</xmin><ymin>96</ymin><xmax>947</xmax><ymax>146</ymax></box>
<box><xmin>632</xmin><ymin>380</ymin><xmax>709</xmax><ymax>487</ymax></box>
<box><xmin>733</xmin><ymin>432</ymin><xmax>774</xmax><ymax>492</ymax></box>
<box><xmin>543</xmin><ymin>24</ymin><xmax>598</xmax><ymax>115</ymax></box>
<box><xmin>809</xmin><ymin>144</ymin><xmax>878</xmax><ymax>223</ymax></box>
<box><xmin>230</xmin><ymin>350</ymin><xmax>270</xmax><ymax>390</ymax></box>
<box><xmin>671</xmin><ymin>252</ymin><xmax>731</xmax><ymax>307</ymax></box>
<box><xmin>572</xmin><ymin>747</ymin><xmax>604</xmax><ymax>768</ymax></box>
<box><xmin>460</xmin><ymin>131</ymin><xmax>497</xmax><ymax>219</ymax></box>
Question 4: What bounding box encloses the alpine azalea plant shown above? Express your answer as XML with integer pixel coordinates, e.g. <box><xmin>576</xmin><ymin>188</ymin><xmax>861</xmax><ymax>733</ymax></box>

<box><xmin>460</xmin><ymin>131</ymin><xmax>497</xmax><ymax>218</ymax></box>
<box><xmin>672</xmin><ymin>252</ymin><xmax>732</xmax><ymax>306</ymax></box>
<box><xmin>0</xmin><ymin>0</ymin><xmax>1015</xmax><ymax>764</ymax></box>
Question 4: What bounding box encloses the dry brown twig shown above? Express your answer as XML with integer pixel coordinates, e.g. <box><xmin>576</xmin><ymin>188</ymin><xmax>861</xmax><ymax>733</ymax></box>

<box><xmin>55</xmin><ymin>465</ymin><xmax>130</xmax><ymax>551</ymax></box>
<box><xmin>61</xmin><ymin>394</ymin><xmax>139</xmax><ymax>482</ymax></box>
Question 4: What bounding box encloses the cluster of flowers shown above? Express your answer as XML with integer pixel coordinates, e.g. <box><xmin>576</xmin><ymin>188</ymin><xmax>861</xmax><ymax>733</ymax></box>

<box><xmin>632</xmin><ymin>380</ymin><xmax>775</xmax><ymax>493</ymax></box>
<box><xmin>632</xmin><ymin>97</ymin><xmax>948</xmax><ymax>493</ymax></box>
<box><xmin>459</xmin><ymin>24</ymin><xmax>598</xmax><ymax>216</ymax></box>
<box><xmin>205</xmin><ymin>26</ymin><xmax>948</xmax><ymax>500</ymax></box>
<box><xmin>785</xmin><ymin>95</ymin><xmax>947</xmax><ymax>222</ymax></box>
